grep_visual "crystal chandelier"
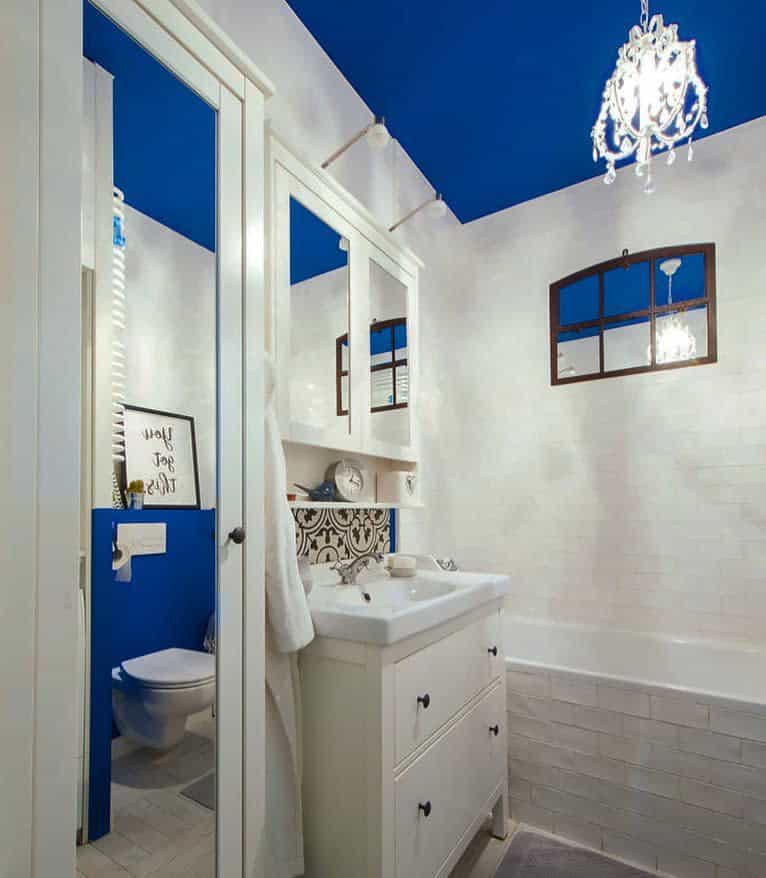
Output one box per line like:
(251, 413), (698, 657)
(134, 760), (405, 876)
(592, 0), (709, 193)
(651, 258), (697, 364)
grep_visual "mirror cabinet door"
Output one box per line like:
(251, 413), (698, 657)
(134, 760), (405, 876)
(368, 256), (411, 448)
(288, 195), (351, 439)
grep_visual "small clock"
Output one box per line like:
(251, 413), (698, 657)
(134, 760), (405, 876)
(326, 459), (365, 503)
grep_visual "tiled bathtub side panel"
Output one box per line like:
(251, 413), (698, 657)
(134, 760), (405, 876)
(505, 665), (766, 878)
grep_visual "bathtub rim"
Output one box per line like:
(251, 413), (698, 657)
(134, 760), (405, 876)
(504, 615), (766, 716)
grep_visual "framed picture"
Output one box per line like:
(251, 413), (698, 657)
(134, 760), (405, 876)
(123, 405), (201, 509)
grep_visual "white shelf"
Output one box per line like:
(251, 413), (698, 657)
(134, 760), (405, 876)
(288, 501), (423, 510)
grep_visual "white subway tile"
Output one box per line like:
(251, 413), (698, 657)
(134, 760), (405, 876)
(509, 757), (561, 789)
(507, 712), (549, 742)
(711, 706), (766, 743)
(623, 715), (680, 746)
(553, 814), (602, 851)
(742, 740), (766, 768)
(709, 759), (766, 799)
(650, 694), (709, 729)
(550, 675), (598, 707)
(548, 722), (600, 756)
(625, 765), (681, 799)
(509, 797), (554, 832)
(508, 775), (531, 801)
(680, 778), (744, 818)
(572, 752), (625, 785)
(570, 705), (623, 736)
(602, 830), (658, 871)
(743, 795), (766, 826)
(597, 685), (651, 718)
(656, 850), (715, 878)
(679, 727), (742, 761)
(506, 669), (551, 699)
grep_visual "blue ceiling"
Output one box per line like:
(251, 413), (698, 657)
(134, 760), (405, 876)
(84, 2), (216, 251)
(286, 0), (765, 223)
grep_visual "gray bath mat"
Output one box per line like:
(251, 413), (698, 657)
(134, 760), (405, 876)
(180, 771), (215, 811)
(497, 831), (654, 878)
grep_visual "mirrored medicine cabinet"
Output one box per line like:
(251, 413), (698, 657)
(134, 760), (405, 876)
(269, 134), (421, 464)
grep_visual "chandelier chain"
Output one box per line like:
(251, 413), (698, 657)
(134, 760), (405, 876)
(640, 0), (649, 31)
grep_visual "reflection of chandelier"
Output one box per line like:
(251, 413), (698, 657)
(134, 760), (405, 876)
(652, 258), (697, 364)
(592, 0), (709, 193)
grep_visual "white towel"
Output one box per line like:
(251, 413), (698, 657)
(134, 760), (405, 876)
(263, 353), (314, 878)
(264, 354), (314, 653)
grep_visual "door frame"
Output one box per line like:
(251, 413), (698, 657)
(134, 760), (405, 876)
(0, 1), (271, 875)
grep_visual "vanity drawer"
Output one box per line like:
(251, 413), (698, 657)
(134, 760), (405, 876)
(395, 683), (505, 878)
(395, 611), (503, 763)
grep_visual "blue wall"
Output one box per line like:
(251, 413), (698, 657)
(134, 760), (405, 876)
(89, 508), (215, 840)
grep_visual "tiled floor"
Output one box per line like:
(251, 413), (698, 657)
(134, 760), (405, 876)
(76, 712), (216, 878)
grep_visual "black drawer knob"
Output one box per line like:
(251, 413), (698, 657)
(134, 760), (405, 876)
(418, 801), (432, 818)
(488, 646), (498, 657)
(417, 693), (431, 710)
(489, 724), (500, 737)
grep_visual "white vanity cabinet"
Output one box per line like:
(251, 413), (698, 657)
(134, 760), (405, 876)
(300, 601), (508, 878)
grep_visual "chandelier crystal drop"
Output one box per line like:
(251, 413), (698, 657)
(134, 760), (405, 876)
(592, 0), (709, 193)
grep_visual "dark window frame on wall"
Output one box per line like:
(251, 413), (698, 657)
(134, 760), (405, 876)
(336, 317), (409, 416)
(549, 243), (717, 386)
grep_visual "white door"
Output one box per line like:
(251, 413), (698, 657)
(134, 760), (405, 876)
(81, 3), (261, 876)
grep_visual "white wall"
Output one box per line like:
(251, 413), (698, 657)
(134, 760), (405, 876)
(414, 118), (766, 646)
(124, 205), (217, 508)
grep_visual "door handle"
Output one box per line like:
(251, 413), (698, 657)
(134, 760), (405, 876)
(228, 527), (246, 545)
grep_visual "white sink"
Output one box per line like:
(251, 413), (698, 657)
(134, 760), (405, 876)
(307, 569), (509, 645)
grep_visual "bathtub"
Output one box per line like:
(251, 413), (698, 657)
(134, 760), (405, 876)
(503, 617), (766, 878)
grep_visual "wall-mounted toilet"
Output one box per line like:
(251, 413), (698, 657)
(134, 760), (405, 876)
(112, 647), (215, 750)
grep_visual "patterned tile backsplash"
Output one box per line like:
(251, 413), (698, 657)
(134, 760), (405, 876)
(292, 507), (392, 564)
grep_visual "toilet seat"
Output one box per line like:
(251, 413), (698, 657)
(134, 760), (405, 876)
(120, 647), (215, 690)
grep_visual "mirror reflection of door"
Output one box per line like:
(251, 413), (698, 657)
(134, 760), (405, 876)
(79, 4), (224, 875)
(289, 196), (351, 435)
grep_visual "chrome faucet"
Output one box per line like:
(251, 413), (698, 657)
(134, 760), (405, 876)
(332, 552), (384, 602)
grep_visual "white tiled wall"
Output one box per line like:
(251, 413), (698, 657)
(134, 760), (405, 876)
(507, 663), (766, 877)
(402, 116), (766, 647)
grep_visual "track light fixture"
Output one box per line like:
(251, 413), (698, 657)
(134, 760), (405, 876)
(322, 115), (391, 169)
(389, 193), (447, 233)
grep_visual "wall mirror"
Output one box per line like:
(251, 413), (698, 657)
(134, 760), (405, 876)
(289, 196), (350, 436)
(551, 244), (716, 385)
(271, 135), (421, 462)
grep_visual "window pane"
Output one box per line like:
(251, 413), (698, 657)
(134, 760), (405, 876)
(559, 274), (599, 326)
(604, 260), (649, 317)
(370, 323), (394, 366)
(371, 368), (394, 408)
(655, 252), (705, 307)
(394, 321), (408, 361)
(557, 327), (599, 379)
(655, 305), (708, 364)
(604, 315), (651, 371)
(395, 363), (409, 404)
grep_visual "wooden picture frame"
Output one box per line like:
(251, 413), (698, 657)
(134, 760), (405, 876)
(123, 404), (201, 509)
